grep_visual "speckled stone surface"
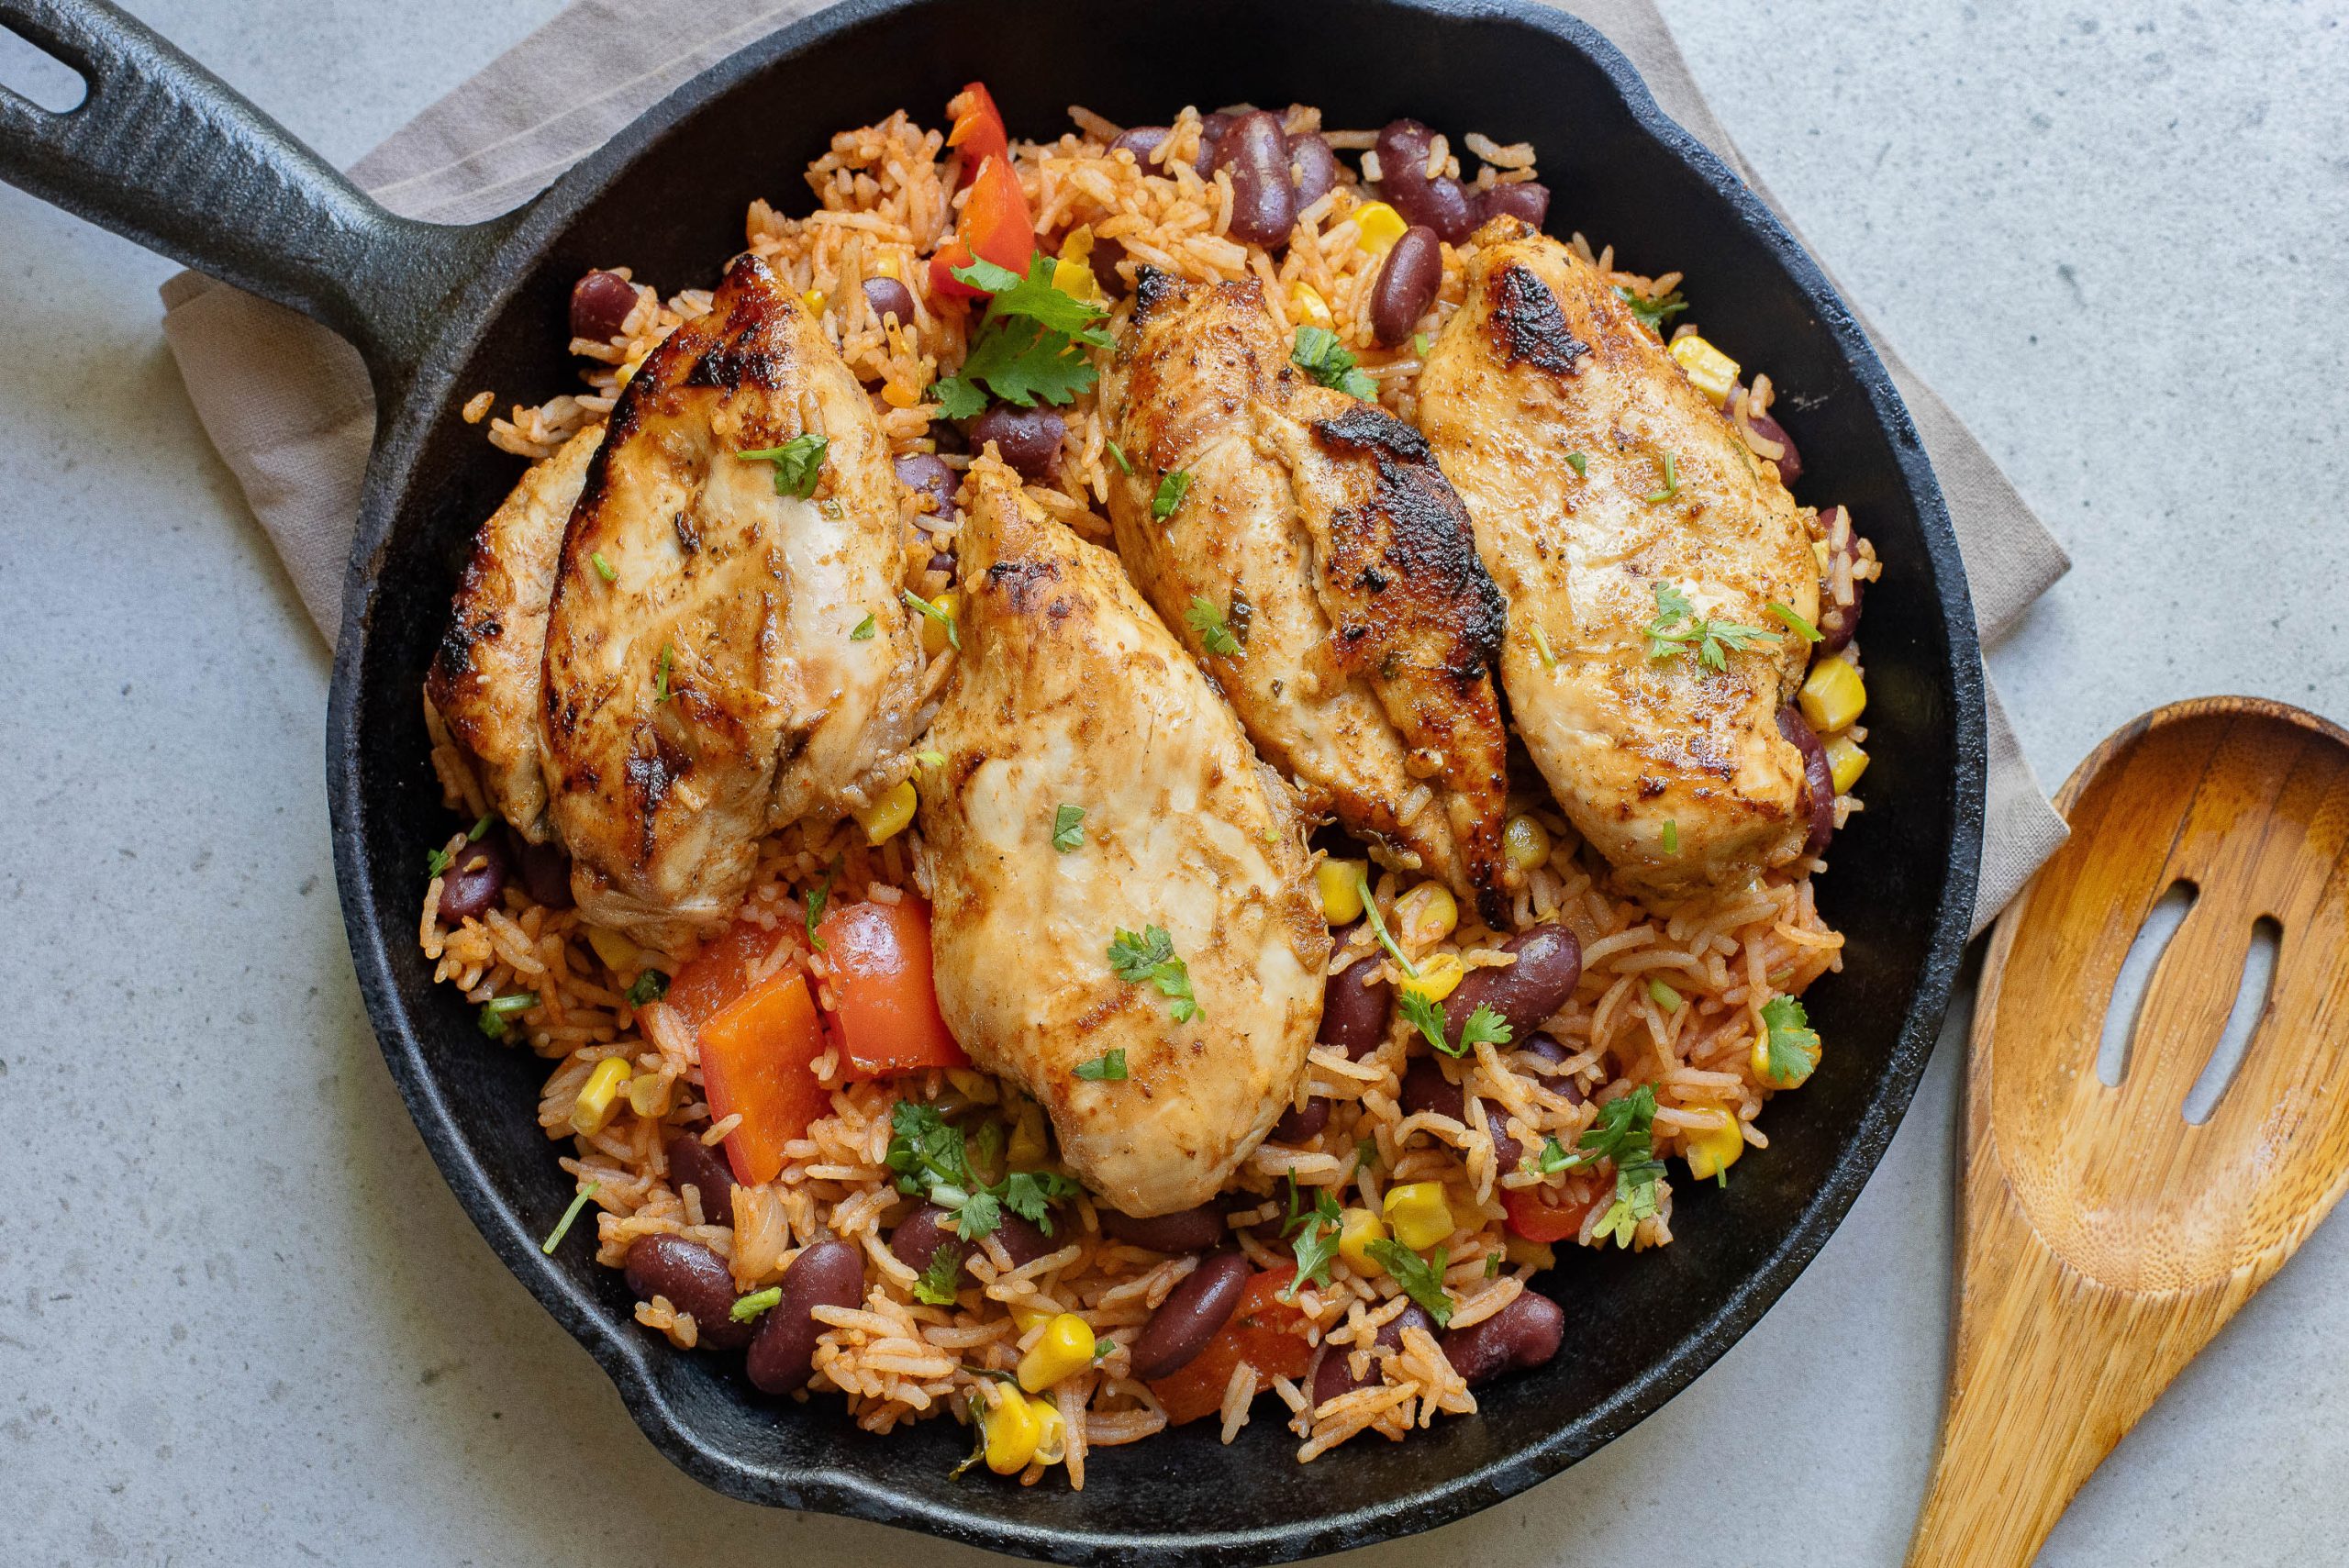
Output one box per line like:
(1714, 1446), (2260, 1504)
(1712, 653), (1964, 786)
(2, 2), (2343, 1563)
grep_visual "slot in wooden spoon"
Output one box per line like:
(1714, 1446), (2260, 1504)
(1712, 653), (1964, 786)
(1908, 696), (2349, 1567)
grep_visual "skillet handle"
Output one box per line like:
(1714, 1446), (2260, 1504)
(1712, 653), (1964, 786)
(0, 0), (519, 403)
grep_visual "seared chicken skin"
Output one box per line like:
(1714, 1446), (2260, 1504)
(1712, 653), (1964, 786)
(426, 423), (602, 840)
(920, 464), (1330, 1217)
(538, 254), (923, 946)
(1418, 218), (1820, 895)
(1104, 271), (1514, 924)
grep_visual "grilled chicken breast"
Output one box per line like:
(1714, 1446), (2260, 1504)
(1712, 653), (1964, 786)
(1418, 218), (1820, 894)
(425, 424), (602, 841)
(920, 463), (1330, 1216)
(539, 254), (923, 946)
(1103, 270), (1514, 923)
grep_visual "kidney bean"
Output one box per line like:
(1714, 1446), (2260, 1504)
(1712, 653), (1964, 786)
(1747, 408), (1802, 486)
(1777, 706), (1836, 858)
(1442, 924), (1583, 1041)
(1400, 1058), (1522, 1173)
(1475, 181), (1551, 230)
(1288, 132), (1339, 207)
(1373, 119), (1476, 244)
(863, 275), (917, 327)
(624, 1235), (754, 1350)
(1099, 1202), (1226, 1253)
(1319, 948), (1395, 1061)
(1814, 506), (1865, 652)
(1192, 111), (1236, 174)
(1441, 1289), (1565, 1386)
(1111, 125), (1173, 167)
(1270, 1095), (1331, 1144)
(926, 550), (956, 577)
(1130, 1251), (1252, 1379)
(1369, 224), (1442, 347)
(1311, 1303), (1437, 1407)
(747, 1238), (864, 1394)
(664, 1132), (738, 1228)
(890, 1203), (1054, 1289)
(1212, 110), (1298, 249)
(894, 451), (961, 525)
(569, 269), (640, 341)
(967, 404), (1064, 483)
(512, 836), (573, 908)
(1517, 1034), (1586, 1106)
(436, 833), (508, 923)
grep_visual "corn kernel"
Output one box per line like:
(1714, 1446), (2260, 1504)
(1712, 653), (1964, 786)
(855, 778), (918, 844)
(802, 289), (826, 314)
(1008, 1104), (1050, 1170)
(1394, 882), (1458, 949)
(1383, 1182), (1454, 1251)
(1398, 951), (1465, 1006)
(570, 1056), (632, 1137)
(625, 1071), (672, 1119)
(614, 357), (641, 388)
(1751, 1028), (1820, 1089)
(1338, 1207), (1387, 1274)
(586, 925), (642, 975)
(1684, 1106), (1746, 1181)
(981, 1386), (1047, 1473)
(1822, 730), (1869, 795)
(1502, 814), (1553, 873)
(1292, 282), (1334, 330)
(1502, 1232), (1556, 1271)
(920, 588), (963, 658)
(1031, 1397), (1067, 1465)
(1018, 1313), (1098, 1392)
(1668, 333), (1741, 406)
(1798, 655), (1867, 734)
(1317, 858), (1367, 924)
(1009, 1301), (1054, 1334)
(1812, 539), (1832, 575)
(872, 256), (901, 280)
(1051, 255), (1100, 302)
(1353, 200), (1408, 252)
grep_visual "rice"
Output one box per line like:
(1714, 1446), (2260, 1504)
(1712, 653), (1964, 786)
(425, 95), (1874, 1483)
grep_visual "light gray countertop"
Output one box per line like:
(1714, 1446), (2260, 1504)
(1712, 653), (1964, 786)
(3, 2), (2343, 1562)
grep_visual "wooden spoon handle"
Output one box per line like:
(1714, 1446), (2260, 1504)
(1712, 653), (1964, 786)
(1907, 1142), (2218, 1567)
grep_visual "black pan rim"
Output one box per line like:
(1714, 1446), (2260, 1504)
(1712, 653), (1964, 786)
(324, 0), (1986, 1559)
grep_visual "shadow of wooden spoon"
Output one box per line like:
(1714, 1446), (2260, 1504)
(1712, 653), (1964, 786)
(1907, 696), (2349, 1567)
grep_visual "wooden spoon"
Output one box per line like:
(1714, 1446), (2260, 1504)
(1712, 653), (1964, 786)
(1908, 696), (2349, 1567)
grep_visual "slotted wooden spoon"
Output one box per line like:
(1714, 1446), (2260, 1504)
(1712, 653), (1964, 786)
(1908, 696), (2349, 1567)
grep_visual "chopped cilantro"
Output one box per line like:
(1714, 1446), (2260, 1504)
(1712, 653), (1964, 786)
(806, 866), (834, 951)
(1536, 1137), (1571, 1174)
(1643, 450), (1682, 504)
(1401, 994), (1513, 1059)
(1642, 582), (1782, 673)
(654, 643), (674, 704)
(1355, 1136), (1381, 1171)
(902, 588), (961, 651)
(1364, 1240), (1453, 1328)
(1354, 869), (1419, 980)
(915, 749), (948, 769)
(468, 815), (494, 842)
(624, 970), (670, 1007)
(1412, 331), (1431, 357)
(1615, 283), (1688, 335)
(912, 1243), (963, 1305)
(730, 1285), (783, 1323)
(1280, 1186), (1342, 1302)
(1074, 1049), (1128, 1081)
(540, 1181), (599, 1254)
(1485, 1252), (1503, 1278)
(999, 1169), (1080, 1227)
(426, 844), (454, 878)
(886, 1100), (1077, 1242)
(1398, 987), (1449, 1055)
(1759, 995), (1821, 1086)
(1291, 326), (1377, 401)
(478, 992), (538, 1040)
(1456, 1004), (1512, 1054)
(1661, 819), (1679, 855)
(1765, 600), (1822, 643)
(1052, 804), (1085, 853)
(1108, 925), (1201, 1023)
(739, 433), (829, 499)
(851, 613), (877, 640)
(1564, 451), (1587, 477)
(1152, 469), (1192, 521)
(930, 255), (1113, 417)
(1648, 977), (1682, 1013)
(1530, 622), (1558, 671)
(1186, 595), (1244, 656)
(1106, 438), (1132, 474)
(591, 550), (618, 584)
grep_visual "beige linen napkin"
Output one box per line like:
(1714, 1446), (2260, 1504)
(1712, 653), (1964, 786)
(157, 0), (2068, 932)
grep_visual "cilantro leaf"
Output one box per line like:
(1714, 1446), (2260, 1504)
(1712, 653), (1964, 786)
(1186, 595), (1244, 657)
(1074, 1048), (1128, 1081)
(478, 992), (537, 1040)
(1455, 1004), (1513, 1054)
(540, 1180), (600, 1254)
(1281, 1187), (1343, 1302)
(1052, 803), (1085, 853)
(1615, 283), (1688, 335)
(1564, 451), (1587, 477)
(1642, 581), (1781, 672)
(1398, 987), (1449, 1054)
(739, 433), (829, 499)
(1642, 450), (1681, 504)
(1536, 1136), (1572, 1175)
(806, 866), (834, 951)
(887, 1100), (977, 1197)
(1152, 470), (1192, 521)
(1291, 326), (1376, 401)
(958, 254), (1116, 345)
(624, 970), (670, 1007)
(932, 256), (1112, 414)
(930, 372), (988, 421)
(1108, 925), (1201, 1023)
(1105, 438), (1132, 474)
(1364, 1240), (1453, 1328)
(591, 550), (618, 584)
(1765, 600), (1822, 643)
(912, 1241), (964, 1305)
(1759, 994), (1821, 1086)
(953, 315), (1103, 408)
(730, 1285), (783, 1323)
(999, 1170), (1081, 1232)
(851, 613), (877, 641)
(952, 1187), (1003, 1241)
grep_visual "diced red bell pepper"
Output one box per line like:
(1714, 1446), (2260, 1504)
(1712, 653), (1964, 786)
(814, 896), (969, 1077)
(945, 81), (1009, 183)
(929, 150), (1034, 300)
(1501, 1176), (1609, 1244)
(697, 966), (830, 1187)
(665, 916), (790, 1030)
(1145, 1265), (1314, 1426)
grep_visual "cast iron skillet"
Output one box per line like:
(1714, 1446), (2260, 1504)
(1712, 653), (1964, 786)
(0, 0), (1985, 1559)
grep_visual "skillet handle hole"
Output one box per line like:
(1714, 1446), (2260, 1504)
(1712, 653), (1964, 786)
(0, 24), (88, 114)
